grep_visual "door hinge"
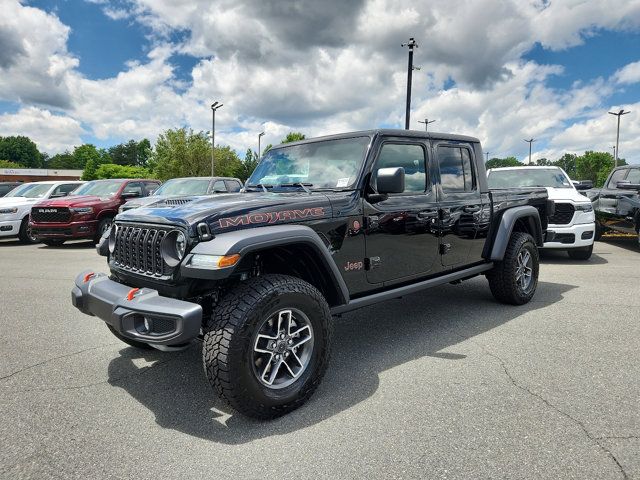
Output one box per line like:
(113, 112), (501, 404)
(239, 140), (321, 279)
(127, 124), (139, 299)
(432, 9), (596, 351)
(439, 243), (451, 255)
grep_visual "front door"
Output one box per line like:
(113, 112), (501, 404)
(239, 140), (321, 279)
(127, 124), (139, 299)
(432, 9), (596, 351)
(433, 142), (487, 267)
(364, 140), (441, 285)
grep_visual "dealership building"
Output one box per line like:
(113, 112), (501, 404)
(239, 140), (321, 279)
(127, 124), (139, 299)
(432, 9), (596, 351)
(0, 168), (83, 182)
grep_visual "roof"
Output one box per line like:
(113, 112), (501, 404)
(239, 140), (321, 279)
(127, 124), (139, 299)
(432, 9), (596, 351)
(489, 166), (562, 171)
(271, 129), (480, 148)
(17, 180), (84, 185)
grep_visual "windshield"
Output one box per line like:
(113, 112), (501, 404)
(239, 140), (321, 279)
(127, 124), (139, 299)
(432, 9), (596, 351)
(488, 169), (572, 189)
(72, 180), (125, 197)
(153, 178), (210, 196)
(246, 136), (370, 189)
(5, 183), (52, 198)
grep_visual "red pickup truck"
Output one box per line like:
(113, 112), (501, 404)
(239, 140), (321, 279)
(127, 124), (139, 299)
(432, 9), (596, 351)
(30, 178), (160, 246)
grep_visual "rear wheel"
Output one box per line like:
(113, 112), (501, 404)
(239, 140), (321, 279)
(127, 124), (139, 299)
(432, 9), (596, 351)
(567, 245), (593, 260)
(487, 232), (539, 305)
(42, 239), (65, 247)
(202, 274), (332, 419)
(18, 217), (39, 244)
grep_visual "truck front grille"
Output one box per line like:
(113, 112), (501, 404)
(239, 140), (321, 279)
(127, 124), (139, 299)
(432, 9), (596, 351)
(112, 223), (170, 276)
(549, 203), (575, 225)
(31, 207), (71, 223)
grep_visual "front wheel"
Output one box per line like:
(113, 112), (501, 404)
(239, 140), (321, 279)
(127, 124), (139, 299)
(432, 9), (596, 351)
(95, 217), (113, 243)
(567, 245), (593, 260)
(202, 274), (332, 419)
(18, 217), (39, 244)
(487, 232), (539, 305)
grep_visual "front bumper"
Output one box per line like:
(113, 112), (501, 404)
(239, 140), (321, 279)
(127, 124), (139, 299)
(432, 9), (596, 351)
(0, 219), (22, 237)
(31, 219), (98, 239)
(543, 222), (595, 249)
(71, 270), (202, 347)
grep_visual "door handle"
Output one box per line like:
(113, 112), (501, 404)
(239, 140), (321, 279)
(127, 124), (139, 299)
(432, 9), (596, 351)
(463, 205), (481, 213)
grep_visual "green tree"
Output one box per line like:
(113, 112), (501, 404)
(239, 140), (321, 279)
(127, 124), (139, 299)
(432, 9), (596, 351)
(576, 151), (616, 187)
(109, 139), (151, 166)
(0, 136), (43, 168)
(94, 164), (150, 179)
(234, 148), (259, 182)
(281, 132), (305, 143)
(486, 156), (522, 169)
(0, 159), (22, 169)
(536, 157), (551, 166)
(553, 153), (578, 178)
(47, 151), (75, 169)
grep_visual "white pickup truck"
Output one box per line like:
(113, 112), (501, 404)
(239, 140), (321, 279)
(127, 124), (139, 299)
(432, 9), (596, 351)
(0, 180), (83, 244)
(488, 166), (596, 260)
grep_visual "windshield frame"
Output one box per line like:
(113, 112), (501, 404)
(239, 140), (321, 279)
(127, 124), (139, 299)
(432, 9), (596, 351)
(246, 135), (373, 191)
(71, 179), (126, 197)
(488, 168), (574, 189)
(4, 183), (54, 198)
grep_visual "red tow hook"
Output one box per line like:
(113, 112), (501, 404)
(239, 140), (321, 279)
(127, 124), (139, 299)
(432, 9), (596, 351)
(126, 288), (140, 301)
(83, 272), (95, 283)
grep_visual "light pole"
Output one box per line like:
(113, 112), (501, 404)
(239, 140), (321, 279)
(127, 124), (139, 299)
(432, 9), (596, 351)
(612, 146), (616, 159)
(401, 37), (418, 130)
(417, 118), (436, 132)
(524, 138), (536, 165)
(258, 132), (265, 159)
(608, 109), (630, 167)
(211, 101), (223, 176)
(485, 151), (490, 163)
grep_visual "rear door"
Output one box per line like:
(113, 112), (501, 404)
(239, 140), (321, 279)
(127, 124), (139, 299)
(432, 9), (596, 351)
(599, 168), (629, 230)
(433, 142), (486, 267)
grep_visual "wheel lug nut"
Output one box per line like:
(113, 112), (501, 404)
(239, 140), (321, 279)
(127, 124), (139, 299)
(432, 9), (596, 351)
(280, 333), (285, 339)
(284, 352), (289, 357)
(288, 339), (293, 345)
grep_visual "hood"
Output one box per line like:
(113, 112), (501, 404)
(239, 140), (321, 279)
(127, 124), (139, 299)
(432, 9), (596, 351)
(123, 194), (199, 210)
(34, 195), (113, 208)
(116, 191), (334, 234)
(544, 187), (591, 203)
(0, 196), (40, 207)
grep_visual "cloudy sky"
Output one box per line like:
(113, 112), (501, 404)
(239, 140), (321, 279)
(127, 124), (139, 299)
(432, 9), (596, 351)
(0, 0), (639, 164)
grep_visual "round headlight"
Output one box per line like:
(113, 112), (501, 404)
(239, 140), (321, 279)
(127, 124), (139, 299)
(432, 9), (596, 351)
(176, 231), (186, 259)
(161, 230), (188, 267)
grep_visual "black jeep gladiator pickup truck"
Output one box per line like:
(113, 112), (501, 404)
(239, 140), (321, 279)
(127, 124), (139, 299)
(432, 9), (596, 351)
(586, 165), (640, 246)
(72, 129), (552, 419)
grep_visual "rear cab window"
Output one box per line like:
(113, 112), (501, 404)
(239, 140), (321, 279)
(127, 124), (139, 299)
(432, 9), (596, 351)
(436, 145), (476, 193)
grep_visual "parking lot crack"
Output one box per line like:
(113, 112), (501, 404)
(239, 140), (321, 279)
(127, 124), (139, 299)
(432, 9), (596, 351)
(448, 330), (628, 480)
(0, 343), (120, 382)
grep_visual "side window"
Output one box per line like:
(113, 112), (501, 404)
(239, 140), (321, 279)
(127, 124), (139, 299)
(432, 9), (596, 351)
(145, 182), (160, 195)
(53, 183), (80, 196)
(122, 182), (143, 196)
(437, 146), (475, 193)
(607, 169), (628, 189)
(225, 180), (242, 192)
(212, 180), (227, 193)
(625, 169), (640, 184)
(374, 143), (427, 193)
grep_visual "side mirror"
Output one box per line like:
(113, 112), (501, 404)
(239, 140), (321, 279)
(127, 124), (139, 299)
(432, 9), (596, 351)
(49, 192), (67, 198)
(376, 167), (405, 194)
(616, 181), (640, 190)
(573, 182), (593, 191)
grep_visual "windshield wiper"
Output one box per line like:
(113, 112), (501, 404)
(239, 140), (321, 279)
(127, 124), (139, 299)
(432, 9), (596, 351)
(245, 183), (273, 192)
(279, 182), (313, 194)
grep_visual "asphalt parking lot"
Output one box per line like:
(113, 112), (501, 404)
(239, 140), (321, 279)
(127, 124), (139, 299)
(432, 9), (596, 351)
(0, 237), (638, 479)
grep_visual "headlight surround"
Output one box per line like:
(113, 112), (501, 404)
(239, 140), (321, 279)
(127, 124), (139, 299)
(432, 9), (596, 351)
(108, 225), (117, 253)
(575, 203), (593, 212)
(0, 207), (18, 215)
(161, 230), (188, 267)
(70, 207), (93, 214)
(188, 254), (241, 269)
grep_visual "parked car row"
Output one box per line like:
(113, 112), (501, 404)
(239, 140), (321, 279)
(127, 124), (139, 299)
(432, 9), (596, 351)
(0, 176), (243, 245)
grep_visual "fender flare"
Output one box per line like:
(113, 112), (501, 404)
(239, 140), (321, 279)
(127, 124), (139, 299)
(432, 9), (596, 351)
(489, 206), (543, 261)
(181, 225), (350, 305)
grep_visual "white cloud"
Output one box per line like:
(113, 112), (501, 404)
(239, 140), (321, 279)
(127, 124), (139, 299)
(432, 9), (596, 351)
(0, 107), (85, 153)
(614, 60), (640, 84)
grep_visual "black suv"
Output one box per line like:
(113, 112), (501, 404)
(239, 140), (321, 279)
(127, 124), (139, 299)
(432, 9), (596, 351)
(72, 129), (552, 418)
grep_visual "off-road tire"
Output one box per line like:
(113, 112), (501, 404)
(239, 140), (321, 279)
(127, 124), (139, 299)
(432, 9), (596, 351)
(487, 232), (539, 305)
(42, 239), (65, 247)
(18, 217), (39, 244)
(567, 244), (593, 260)
(202, 274), (332, 420)
(95, 217), (113, 244)
(106, 324), (153, 350)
